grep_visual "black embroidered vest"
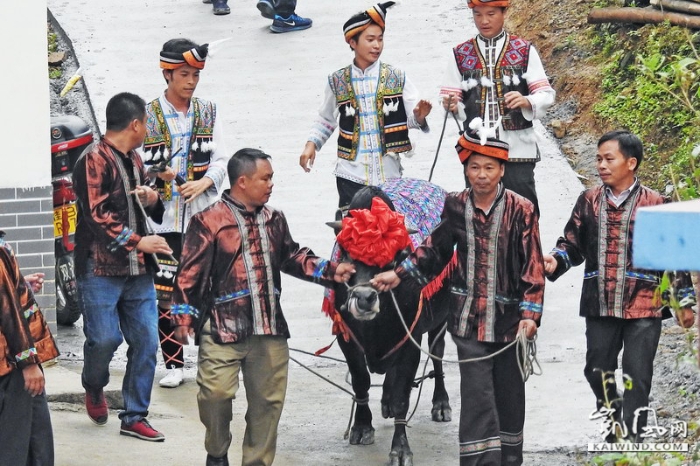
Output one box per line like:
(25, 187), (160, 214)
(453, 35), (532, 131)
(328, 63), (411, 162)
(143, 97), (216, 200)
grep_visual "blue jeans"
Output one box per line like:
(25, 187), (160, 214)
(78, 269), (158, 425)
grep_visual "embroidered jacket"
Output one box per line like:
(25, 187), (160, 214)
(548, 184), (696, 319)
(171, 192), (339, 344)
(440, 32), (555, 162)
(0, 232), (59, 377)
(396, 187), (545, 342)
(308, 60), (429, 186)
(143, 95), (228, 234)
(330, 63), (411, 161)
(73, 138), (164, 277)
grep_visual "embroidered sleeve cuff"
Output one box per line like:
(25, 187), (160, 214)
(551, 248), (572, 270)
(204, 167), (227, 190)
(678, 287), (697, 308)
(171, 303), (200, 320)
(396, 257), (429, 288)
(108, 226), (141, 252)
(520, 301), (543, 315)
(15, 347), (39, 366)
(313, 258), (335, 283)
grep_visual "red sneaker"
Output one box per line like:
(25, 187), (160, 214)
(120, 419), (165, 442)
(85, 389), (108, 426)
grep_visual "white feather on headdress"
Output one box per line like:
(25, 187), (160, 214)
(468, 117), (484, 131)
(480, 76), (494, 88)
(206, 37), (233, 59)
(469, 114), (501, 145)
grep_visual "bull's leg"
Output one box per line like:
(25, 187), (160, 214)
(388, 342), (422, 466)
(337, 337), (375, 446)
(381, 368), (395, 419)
(428, 326), (452, 422)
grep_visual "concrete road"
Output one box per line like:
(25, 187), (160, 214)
(46, 0), (597, 464)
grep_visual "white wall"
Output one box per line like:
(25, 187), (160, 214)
(0, 2), (50, 189)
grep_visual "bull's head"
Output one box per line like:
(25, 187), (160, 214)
(329, 186), (414, 321)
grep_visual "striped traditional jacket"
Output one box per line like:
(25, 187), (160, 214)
(396, 187), (545, 343)
(548, 184), (696, 319)
(0, 233), (58, 377)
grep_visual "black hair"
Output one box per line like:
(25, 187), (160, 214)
(105, 92), (146, 132)
(598, 130), (644, 170)
(161, 38), (200, 83)
(348, 186), (395, 211)
(228, 148), (272, 183)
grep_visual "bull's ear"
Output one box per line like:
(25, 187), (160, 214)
(326, 221), (343, 230)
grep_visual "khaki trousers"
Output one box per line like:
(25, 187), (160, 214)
(197, 321), (289, 466)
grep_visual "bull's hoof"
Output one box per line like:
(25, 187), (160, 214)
(349, 425), (375, 445)
(431, 400), (452, 422)
(389, 450), (414, 466)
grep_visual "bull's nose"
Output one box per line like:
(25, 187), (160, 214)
(357, 291), (377, 308)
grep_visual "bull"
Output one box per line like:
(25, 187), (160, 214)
(323, 178), (454, 466)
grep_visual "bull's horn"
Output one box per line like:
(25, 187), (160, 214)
(407, 227), (418, 235)
(326, 221), (343, 230)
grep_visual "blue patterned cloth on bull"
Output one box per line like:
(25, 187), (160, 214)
(321, 178), (447, 333)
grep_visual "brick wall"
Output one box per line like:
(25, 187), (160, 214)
(0, 186), (57, 333)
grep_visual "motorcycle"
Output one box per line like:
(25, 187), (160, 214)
(50, 115), (93, 325)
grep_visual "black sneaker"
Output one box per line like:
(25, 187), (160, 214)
(270, 13), (313, 33)
(212, 0), (230, 15)
(256, 0), (276, 19)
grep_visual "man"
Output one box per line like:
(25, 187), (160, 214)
(73, 92), (172, 441)
(441, 0), (555, 216)
(204, 0), (312, 33)
(372, 132), (545, 466)
(171, 148), (355, 466)
(543, 130), (696, 442)
(299, 1), (432, 216)
(143, 38), (229, 389)
(0, 232), (59, 465)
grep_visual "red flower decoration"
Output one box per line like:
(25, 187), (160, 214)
(336, 197), (413, 267)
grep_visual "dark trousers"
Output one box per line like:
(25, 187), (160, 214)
(0, 369), (54, 466)
(156, 233), (184, 369)
(336, 177), (366, 214)
(268, 0), (297, 17)
(453, 333), (525, 466)
(465, 162), (539, 217)
(584, 317), (662, 439)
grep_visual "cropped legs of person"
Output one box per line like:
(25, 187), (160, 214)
(453, 333), (525, 466)
(197, 319), (289, 466)
(0, 369), (54, 466)
(336, 177), (366, 218)
(156, 233), (185, 387)
(584, 317), (662, 440)
(80, 272), (159, 425)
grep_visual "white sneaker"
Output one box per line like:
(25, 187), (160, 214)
(159, 368), (184, 388)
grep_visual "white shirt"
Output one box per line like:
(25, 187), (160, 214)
(308, 60), (428, 186)
(145, 93), (229, 234)
(441, 31), (555, 161)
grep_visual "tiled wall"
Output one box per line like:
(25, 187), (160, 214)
(0, 186), (57, 333)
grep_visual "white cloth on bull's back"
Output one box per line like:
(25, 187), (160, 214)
(322, 178), (447, 318)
